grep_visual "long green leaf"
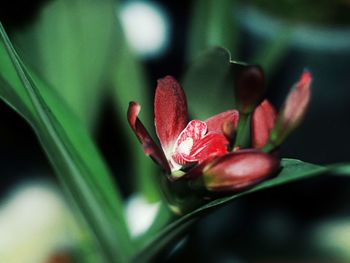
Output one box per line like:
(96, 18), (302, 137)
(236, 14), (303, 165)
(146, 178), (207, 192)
(0, 23), (132, 262)
(132, 159), (329, 261)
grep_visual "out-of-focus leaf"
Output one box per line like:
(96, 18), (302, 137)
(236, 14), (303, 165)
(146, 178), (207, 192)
(187, 0), (238, 61)
(0, 23), (132, 262)
(328, 163), (350, 175)
(110, 32), (160, 202)
(14, 0), (118, 128)
(250, 30), (292, 77)
(182, 47), (245, 120)
(133, 158), (330, 262)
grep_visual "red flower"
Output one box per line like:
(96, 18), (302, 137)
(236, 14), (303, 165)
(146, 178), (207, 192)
(128, 71), (311, 192)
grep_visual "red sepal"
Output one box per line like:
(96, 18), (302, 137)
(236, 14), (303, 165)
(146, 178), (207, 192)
(128, 102), (170, 173)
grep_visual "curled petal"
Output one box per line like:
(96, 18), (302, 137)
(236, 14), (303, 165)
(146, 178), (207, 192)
(172, 120), (207, 165)
(234, 65), (265, 114)
(155, 76), (188, 158)
(203, 149), (280, 191)
(270, 71), (312, 145)
(205, 110), (239, 134)
(183, 132), (229, 163)
(128, 102), (170, 173)
(251, 100), (277, 149)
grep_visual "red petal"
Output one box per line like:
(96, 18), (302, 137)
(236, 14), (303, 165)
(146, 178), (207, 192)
(185, 132), (228, 162)
(172, 120), (229, 165)
(251, 100), (277, 149)
(205, 110), (239, 134)
(203, 149), (280, 191)
(172, 120), (207, 165)
(127, 102), (170, 173)
(154, 76), (188, 157)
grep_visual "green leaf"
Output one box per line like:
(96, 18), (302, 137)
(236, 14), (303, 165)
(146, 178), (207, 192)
(109, 29), (160, 202)
(249, 29), (292, 77)
(14, 0), (118, 128)
(0, 23), (132, 262)
(182, 47), (245, 120)
(133, 159), (329, 262)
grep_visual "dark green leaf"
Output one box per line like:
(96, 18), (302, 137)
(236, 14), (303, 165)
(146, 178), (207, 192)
(133, 158), (329, 262)
(182, 47), (246, 120)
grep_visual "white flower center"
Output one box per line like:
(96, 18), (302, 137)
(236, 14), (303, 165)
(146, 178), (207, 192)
(176, 137), (193, 156)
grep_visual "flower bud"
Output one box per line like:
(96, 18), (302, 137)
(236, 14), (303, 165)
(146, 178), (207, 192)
(234, 65), (265, 114)
(269, 71), (311, 146)
(251, 100), (277, 149)
(203, 150), (280, 191)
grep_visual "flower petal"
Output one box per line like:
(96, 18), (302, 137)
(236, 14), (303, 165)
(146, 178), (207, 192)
(205, 110), (239, 134)
(128, 102), (170, 172)
(184, 132), (229, 162)
(203, 149), (280, 191)
(172, 120), (207, 165)
(251, 100), (277, 149)
(270, 71), (312, 145)
(172, 120), (229, 166)
(154, 76), (188, 158)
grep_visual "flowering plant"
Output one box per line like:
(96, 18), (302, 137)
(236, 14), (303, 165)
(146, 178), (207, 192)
(128, 62), (311, 210)
(0, 9), (349, 260)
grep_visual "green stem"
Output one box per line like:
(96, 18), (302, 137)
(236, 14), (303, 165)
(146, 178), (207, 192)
(234, 113), (251, 148)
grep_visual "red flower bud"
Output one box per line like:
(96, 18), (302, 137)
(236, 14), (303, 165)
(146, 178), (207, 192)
(203, 150), (280, 191)
(234, 65), (265, 114)
(270, 71), (311, 146)
(251, 100), (277, 149)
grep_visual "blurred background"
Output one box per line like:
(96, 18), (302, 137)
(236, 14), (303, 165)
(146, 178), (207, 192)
(0, 0), (350, 262)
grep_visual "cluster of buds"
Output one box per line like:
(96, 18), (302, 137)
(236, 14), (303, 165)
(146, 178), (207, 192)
(128, 66), (311, 194)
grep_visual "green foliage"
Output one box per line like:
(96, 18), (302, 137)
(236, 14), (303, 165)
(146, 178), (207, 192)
(14, 0), (118, 128)
(187, 0), (238, 60)
(0, 23), (131, 262)
(182, 47), (245, 120)
(133, 159), (329, 262)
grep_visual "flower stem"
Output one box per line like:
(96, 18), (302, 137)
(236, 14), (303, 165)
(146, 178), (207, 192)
(234, 113), (251, 148)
